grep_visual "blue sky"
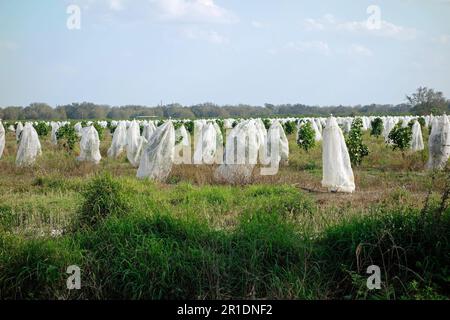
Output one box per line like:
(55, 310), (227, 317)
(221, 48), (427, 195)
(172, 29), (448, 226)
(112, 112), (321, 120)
(1, 0), (449, 107)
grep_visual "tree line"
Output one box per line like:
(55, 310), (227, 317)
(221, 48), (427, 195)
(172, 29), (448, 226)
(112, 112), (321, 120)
(1, 87), (448, 120)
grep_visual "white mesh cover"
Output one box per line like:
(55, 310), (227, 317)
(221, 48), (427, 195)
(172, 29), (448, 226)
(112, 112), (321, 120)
(16, 123), (41, 167)
(0, 121), (5, 159)
(107, 121), (127, 158)
(214, 120), (259, 184)
(411, 121), (424, 152)
(137, 121), (175, 181)
(427, 115), (450, 170)
(322, 116), (355, 193)
(126, 120), (147, 167)
(15, 122), (23, 141)
(77, 125), (101, 164)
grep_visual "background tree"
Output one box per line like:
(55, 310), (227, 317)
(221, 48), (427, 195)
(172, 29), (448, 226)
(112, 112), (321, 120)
(406, 87), (448, 115)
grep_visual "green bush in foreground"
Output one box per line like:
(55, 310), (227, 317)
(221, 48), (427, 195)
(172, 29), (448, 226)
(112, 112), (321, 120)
(77, 173), (131, 229)
(0, 180), (448, 300)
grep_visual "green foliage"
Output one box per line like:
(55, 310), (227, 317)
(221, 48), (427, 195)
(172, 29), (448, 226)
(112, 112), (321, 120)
(388, 122), (413, 153)
(77, 174), (130, 229)
(173, 121), (183, 130)
(296, 121), (316, 152)
(262, 119), (271, 130)
(157, 120), (165, 127)
(232, 120), (238, 128)
(370, 117), (383, 137)
(92, 122), (104, 141)
(318, 208), (449, 299)
(56, 124), (79, 152)
(33, 122), (50, 136)
(184, 120), (194, 134)
(346, 118), (369, 166)
(282, 120), (296, 135)
(417, 117), (426, 128)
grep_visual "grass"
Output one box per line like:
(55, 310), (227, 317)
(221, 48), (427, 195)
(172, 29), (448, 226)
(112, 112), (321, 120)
(0, 129), (448, 300)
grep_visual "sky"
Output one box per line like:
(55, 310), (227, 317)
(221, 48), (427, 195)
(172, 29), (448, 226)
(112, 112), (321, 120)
(0, 0), (449, 107)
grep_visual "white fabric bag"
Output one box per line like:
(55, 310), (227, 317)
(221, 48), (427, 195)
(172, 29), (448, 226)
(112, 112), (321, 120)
(77, 125), (101, 164)
(137, 121), (175, 181)
(214, 120), (259, 184)
(174, 124), (191, 165)
(0, 121), (5, 159)
(126, 120), (147, 167)
(16, 122), (42, 167)
(427, 115), (450, 170)
(410, 121), (424, 152)
(193, 122), (218, 165)
(50, 122), (60, 145)
(107, 121), (127, 158)
(142, 121), (157, 141)
(267, 120), (289, 166)
(322, 116), (355, 193)
(15, 122), (23, 141)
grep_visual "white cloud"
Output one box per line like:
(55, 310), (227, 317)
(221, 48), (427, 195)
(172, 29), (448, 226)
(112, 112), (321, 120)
(303, 14), (417, 40)
(73, 0), (238, 24)
(347, 44), (373, 57)
(251, 20), (264, 28)
(152, 0), (238, 24)
(180, 26), (229, 44)
(285, 40), (330, 55)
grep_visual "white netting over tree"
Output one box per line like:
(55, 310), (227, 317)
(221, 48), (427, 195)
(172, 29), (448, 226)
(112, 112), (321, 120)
(126, 120), (147, 167)
(142, 121), (157, 141)
(16, 122), (42, 167)
(50, 122), (60, 145)
(193, 122), (222, 165)
(214, 120), (260, 184)
(267, 120), (289, 166)
(427, 115), (450, 170)
(322, 116), (355, 193)
(411, 121), (424, 152)
(137, 121), (175, 181)
(174, 124), (191, 165)
(15, 122), (23, 141)
(76, 125), (102, 164)
(0, 121), (5, 159)
(107, 121), (127, 158)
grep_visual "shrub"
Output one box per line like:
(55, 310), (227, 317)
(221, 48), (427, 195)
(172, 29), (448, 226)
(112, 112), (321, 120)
(56, 124), (79, 152)
(370, 117), (383, 137)
(346, 118), (369, 166)
(184, 120), (194, 134)
(317, 207), (449, 299)
(93, 122), (104, 141)
(33, 122), (50, 137)
(282, 121), (296, 135)
(388, 122), (412, 155)
(77, 174), (131, 229)
(262, 119), (271, 130)
(296, 121), (316, 152)
(417, 117), (426, 128)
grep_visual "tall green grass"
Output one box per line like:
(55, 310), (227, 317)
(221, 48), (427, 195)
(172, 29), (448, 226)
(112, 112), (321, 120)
(0, 175), (448, 300)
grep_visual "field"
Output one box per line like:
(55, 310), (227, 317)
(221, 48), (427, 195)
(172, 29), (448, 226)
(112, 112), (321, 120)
(0, 128), (448, 300)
